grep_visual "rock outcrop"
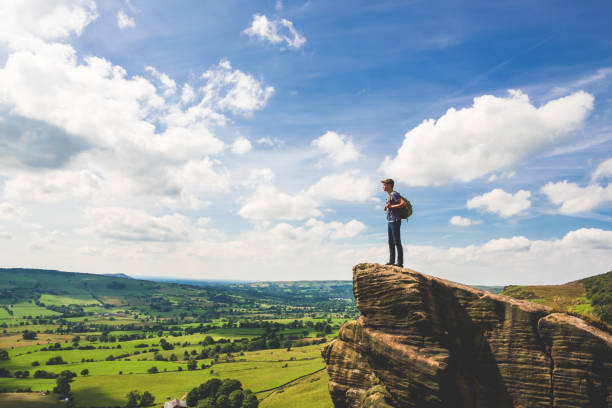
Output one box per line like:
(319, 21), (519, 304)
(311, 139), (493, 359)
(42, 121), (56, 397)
(323, 263), (612, 408)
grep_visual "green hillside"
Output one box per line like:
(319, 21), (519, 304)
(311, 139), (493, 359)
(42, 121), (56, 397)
(0, 268), (357, 323)
(501, 270), (612, 328)
(0, 269), (352, 407)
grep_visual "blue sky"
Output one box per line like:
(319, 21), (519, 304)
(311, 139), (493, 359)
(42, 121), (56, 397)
(0, 0), (611, 284)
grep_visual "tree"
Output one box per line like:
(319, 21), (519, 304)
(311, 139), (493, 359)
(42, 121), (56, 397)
(228, 389), (243, 408)
(139, 391), (155, 407)
(186, 388), (201, 407)
(160, 338), (174, 350)
(187, 358), (197, 371)
(22, 330), (37, 340)
(197, 397), (216, 408)
(126, 390), (141, 408)
(217, 379), (241, 397)
(216, 394), (230, 408)
(0, 350), (8, 360)
(53, 375), (71, 397)
(80, 368), (89, 376)
(242, 391), (258, 408)
(0, 367), (11, 377)
(60, 370), (77, 381)
(147, 366), (158, 374)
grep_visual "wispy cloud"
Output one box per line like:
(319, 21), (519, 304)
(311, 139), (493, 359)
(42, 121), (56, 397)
(243, 14), (306, 50)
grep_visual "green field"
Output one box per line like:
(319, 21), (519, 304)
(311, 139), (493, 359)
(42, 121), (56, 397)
(0, 393), (63, 408)
(38, 295), (100, 307)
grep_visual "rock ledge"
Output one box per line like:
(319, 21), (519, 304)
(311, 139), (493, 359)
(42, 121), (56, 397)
(323, 263), (612, 408)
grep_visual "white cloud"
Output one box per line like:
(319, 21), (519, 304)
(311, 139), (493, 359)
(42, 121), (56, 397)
(4, 169), (103, 203)
(467, 188), (531, 217)
(592, 158), (612, 181)
(145, 66), (176, 95)
(0, 202), (25, 220)
(243, 14), (306, 50)
(275, 0), (283, 11)
(0, 0), (98, 50)
(237, 185), (322, 221)
(306, 171), (375, 202)
(246, 168), (275, 185)
(117, 10), (135, 29)
(380, 90), (594, 186)
(312, 131), (359, 165)
(231, 136), (252, 154)
(238, 171), (376, 221)
(487, 170), (515, 182)
(84, 207), (193, 242)
(200, 59), (275, 116)
(0, 5), (273, 207)
(449, 215), (478, 226)
(482, 236), (531, 252)
(540, 180), (612, 214)
(256, 136), (283, 147)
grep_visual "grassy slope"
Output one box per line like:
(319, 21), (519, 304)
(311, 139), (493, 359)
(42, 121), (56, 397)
(501, 270), (612, 327)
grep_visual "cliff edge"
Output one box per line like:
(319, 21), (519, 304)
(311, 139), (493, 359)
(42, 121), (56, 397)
(323, 263), (612, 408)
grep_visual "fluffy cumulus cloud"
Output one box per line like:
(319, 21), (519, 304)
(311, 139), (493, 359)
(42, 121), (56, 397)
(540, 159), (612, 215)
(449, 215), (478, 226)
(238, 185), (322, 220)
(541, 180), (612, 214)
(243, 14), (306, 49)
(380, 90), (594, 185)
(312, 131), (359, 165)
(231, 136), (252, 154)
(83, 207), (193, 242)
(3, 169), (103, 203)
(117, 10), (135, 29)
(238, 171), (376, 221)
(467, 189), (531, 217)
(0, 0), (98, 49)
(0, 3), (273, 209)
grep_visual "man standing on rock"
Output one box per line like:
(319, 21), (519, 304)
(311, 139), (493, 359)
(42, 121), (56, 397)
(382, 178), (405, 267)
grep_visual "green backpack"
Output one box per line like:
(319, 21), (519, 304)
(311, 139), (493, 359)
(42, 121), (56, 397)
(396, 193), (412, 219)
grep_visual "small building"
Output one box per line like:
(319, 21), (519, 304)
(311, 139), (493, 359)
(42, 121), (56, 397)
(163, 398), (187, 408)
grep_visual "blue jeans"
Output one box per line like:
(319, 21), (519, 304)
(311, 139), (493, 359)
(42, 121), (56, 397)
(388, 221), (403, 265)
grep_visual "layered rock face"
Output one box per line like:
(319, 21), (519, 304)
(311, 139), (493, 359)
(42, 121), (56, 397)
(323, 263), (612, 408)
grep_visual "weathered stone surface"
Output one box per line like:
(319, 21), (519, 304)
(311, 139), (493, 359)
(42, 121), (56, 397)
(323, 263), (612, 408)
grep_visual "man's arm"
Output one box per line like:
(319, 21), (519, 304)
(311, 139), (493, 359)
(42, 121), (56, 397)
(384, 193), (405, 210)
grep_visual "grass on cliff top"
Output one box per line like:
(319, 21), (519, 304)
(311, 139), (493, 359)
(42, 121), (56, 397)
(502, 271), (612, 332)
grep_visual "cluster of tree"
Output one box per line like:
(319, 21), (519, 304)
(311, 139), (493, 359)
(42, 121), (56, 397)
(107, 281), (126, 289)
(34, 369), (60, 378)
(0, 350), (8, 360)
(126, 390), (155, 407)
(582, 271), (612, 324)
(186, 378), (258, 408)
(22, 330), (37, 340)
(53, 370), (77, 406)
(160, 338), (174, 350)
(46, 356), (67, 365)
(13, 370), (30, 378)
(0, 368), (10, 377)
(46, 304), (86, 318)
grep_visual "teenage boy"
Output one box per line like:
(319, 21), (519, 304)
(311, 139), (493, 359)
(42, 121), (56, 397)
(382, 178), (405, 267)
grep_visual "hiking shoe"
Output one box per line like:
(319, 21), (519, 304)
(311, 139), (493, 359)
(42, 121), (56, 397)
(395, 264), (403, 267)
(385, 262), (394, 266)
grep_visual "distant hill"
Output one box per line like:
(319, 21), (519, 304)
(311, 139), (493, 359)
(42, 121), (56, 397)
(0, 267), (359, 319)
(102, 273), (133, 279)
(501, 270), (612, 327)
